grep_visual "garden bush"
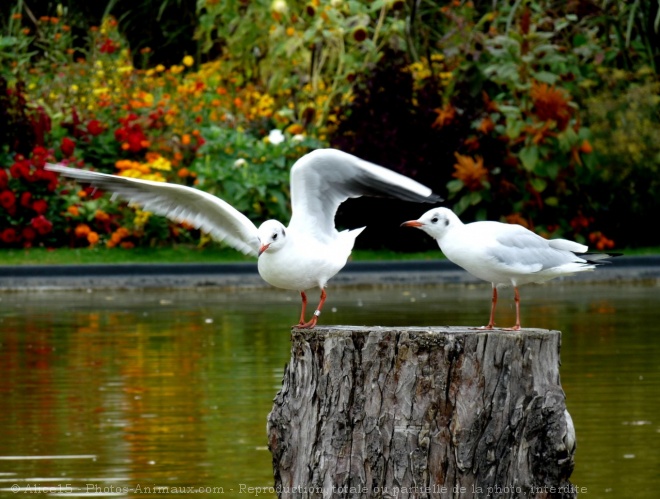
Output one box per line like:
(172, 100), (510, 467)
(1, 0), (659, 252)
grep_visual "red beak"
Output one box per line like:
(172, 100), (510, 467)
(400, 220), (423, 228)
(258, 243), (270, 256)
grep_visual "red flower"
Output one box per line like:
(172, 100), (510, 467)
(0, 190), (16, 209)
(20, 191), (32, 208)
(30, 146), (49, 168)
(30, 106), (52, 146)
(61, 137), (76, 157)
(99, 38), (118, 54)
(22, 226), (36, 241)
(31, 215), (53, 235)
(0, 228), (17, 244)
(40, 170), (59, 191)
(87, 119), (105, 136)
(0, 169), (7, 190)
(10, 160), (30, 179)
(32, 199), (48, 215)
(115, 124), (147, 153)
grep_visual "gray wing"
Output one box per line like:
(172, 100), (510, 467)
(287, 149), (442, 240)
(46, 164), (260, 256)
(489, 225), (586, 272)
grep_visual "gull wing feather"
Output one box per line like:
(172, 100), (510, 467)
(288, 149), (441, 240)
(46, 164), (260, 256)
(487, 224), (579, 272)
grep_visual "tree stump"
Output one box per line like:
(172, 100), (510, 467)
(267, 326), (577, 499)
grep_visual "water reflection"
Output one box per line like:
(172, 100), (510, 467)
(0, 282), (659, 498)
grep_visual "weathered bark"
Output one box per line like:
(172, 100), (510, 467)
(267, 326), (576, 499)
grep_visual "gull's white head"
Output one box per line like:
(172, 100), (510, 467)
(257, 220), (287, 256)
(400, 207), (460, 240)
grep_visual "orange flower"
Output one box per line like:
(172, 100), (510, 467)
(505, 213), (529, 229)
(483, 91), (499, 113)
(432, 104), (455, 129)
(178, 167), (190, 178)
(579, 140), (593, 154)
(530, 81), (572, 130)
(87, 231), (99, 245)
(570, 214), (592, 231)
(464, 136), (481, 151)
(452, 153), (488, 191)
(67, 205), (80, 216)
(286, 123), (305, 135)
(524, 121), (555, 145)
(182, 134), (191, 146)
(120, 241), (135, 249)
(75, 224), (91, 238)
(588, 231), (615, 250)
(95, 210), (110, 222)
(477, 116), (494, 134)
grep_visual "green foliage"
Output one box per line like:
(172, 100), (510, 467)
(192, 126), (324, 224)
(195, 0), (409, 127)
(2, 0), (660, 252)
(583, 68), (660, 246)
(384, 1), (659, 249)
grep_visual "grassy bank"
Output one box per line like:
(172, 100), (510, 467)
(0, 245), (446, 265)
(0, 245), (655, 266)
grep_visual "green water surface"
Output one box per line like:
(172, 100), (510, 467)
(0, 282), (658, 498)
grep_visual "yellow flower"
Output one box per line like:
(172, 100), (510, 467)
(182, 55), (194, 67)
(150, 156), (172, 171)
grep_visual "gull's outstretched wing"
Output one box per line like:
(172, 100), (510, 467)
(46, 164), (260, 256)
(288, 149), (442, 240)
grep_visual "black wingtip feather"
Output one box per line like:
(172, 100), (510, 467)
(582, 252), (623, 265)
(352, 174), (443, 204)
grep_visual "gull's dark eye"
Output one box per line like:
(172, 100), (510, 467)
(431, 217), (439, 224)
(273, 233), (278, 240)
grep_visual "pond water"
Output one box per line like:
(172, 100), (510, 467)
(0, 281), (659, 498)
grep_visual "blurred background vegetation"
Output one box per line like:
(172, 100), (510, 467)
(1, 0), (659, 254)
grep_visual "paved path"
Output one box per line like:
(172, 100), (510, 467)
(1, 256), (658, 291)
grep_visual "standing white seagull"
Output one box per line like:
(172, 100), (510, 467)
(47, 149), (441, 328)
(401, 207), (618, 330)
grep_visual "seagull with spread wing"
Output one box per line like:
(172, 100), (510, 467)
(47, 148), (441, 328)
(401, 207), (618, 330)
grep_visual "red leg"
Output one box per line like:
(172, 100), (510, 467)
(477, 286), (498, 330)
(299, 289), (327, 329)
(296, 291), (308, 326)
(504, 287), (522, 331)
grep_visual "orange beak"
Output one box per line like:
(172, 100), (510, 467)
(400, 220), (423, 228)
(258, 243), (270, 256)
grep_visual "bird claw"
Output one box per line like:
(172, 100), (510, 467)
(295, 318), (318, 329)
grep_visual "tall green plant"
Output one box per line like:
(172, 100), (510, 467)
(195, 0), (408, 127)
